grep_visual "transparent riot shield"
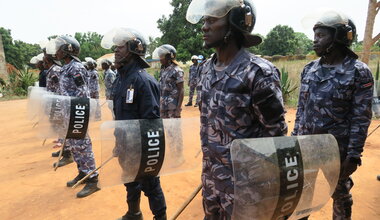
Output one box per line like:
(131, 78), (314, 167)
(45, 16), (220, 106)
(231, 134), (340, 220)
(373, 80), (380, 117)
(99, 117), (201, 188)
(37, 94), (108, 140)
(27, 86), (48, 121)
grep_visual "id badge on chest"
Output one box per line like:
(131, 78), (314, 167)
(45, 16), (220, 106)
(126, 86), (134, 104)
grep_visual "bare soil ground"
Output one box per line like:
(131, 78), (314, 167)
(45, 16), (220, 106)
(0, 99), (379, 220)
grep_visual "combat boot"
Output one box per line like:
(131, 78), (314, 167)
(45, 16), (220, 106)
(67, 171), (86, 187)
(51, 150), (60, 157)
(52, 150), (73, 167)
(185, 101), (192, 106)
(118, 199), (143, 220)
(76, 175), (100, 198)
(377, 175), (380, 181)
(153, 213), (167, 220)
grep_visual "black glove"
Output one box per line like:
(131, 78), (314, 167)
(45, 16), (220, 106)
(340, 157), (361, 179)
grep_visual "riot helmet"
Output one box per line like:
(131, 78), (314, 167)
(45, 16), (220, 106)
(101, 28), (149, 68)
(152, 44), (177, 60)
(186, 0), (261, 47)
(191, 55), (199, 60)
(46, 35), (81, 62)
(313, 11), (356, 47)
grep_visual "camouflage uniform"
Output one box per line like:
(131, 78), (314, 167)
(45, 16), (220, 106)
(59, 59), (98, 178)
(159, 63), (184, 118)
(104, 68), (116, 100)
(187, 64), (198, 103)
(87, 69), (100, 99)
(200, 49), (287, 219)
(196, 61), (207, 106)
(292, 56), (373, 219)
(46, 64), (62, 94)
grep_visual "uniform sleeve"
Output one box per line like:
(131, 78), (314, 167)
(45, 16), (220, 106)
(174, 69), (184, 84)
(347, 68), (373, 158)
(137, 77), (160, 119)
(251, 68), (288, 137)
(292, 68), (307, 136)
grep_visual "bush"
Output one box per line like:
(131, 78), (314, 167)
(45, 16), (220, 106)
(5, 66), (37, 96)
(280, 67), (298, 103)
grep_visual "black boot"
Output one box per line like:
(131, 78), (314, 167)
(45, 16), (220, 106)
(67, 171), (86, 187)
(119, 199), (143, 220)
(76, 175), (100, 198)
(377, 175), (380, 181)
(153, 213), (167, 220)
(52, 150), (73, 167)
(185, 101), (192, 106)
(51, 150), (60, 157)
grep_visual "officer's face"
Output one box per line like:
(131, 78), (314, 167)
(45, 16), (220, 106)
(159, 55), (169, 66)
(114, 44), (129, 64)
(56, 49), (64, 60)
(202, 15), (229, 48)
(101, 63), (108, 70)
(313, 27), (334, 57)
(192, 59), (197, 64)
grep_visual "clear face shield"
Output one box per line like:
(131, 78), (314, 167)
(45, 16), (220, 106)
(186, 0), (241, 24)
(46, 38), (66, 55)
(100, 27), (143, 50)
(302, 9), (349, 31)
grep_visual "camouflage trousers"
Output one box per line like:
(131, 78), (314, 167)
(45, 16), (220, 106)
(66, 138), (98, 178)
(202, 158), (234, 220)
(188, 84), (196, 103)
(160, 109), (181, 118)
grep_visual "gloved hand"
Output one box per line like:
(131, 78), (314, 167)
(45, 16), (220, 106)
(340, 157), (361, 179)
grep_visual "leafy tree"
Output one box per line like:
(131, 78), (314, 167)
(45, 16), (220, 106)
(294, 32), (313, 55)
(261, 25), (298, 56)
(147, 36), (162, 59)
(0, 27), (41, 69)
(157, 0), (212, 62)
(74, 32), (113, 61)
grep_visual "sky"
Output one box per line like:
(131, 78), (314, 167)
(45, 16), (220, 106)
(0, 0), (378, 44)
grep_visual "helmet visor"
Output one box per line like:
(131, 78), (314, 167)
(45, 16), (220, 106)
(101, 27), (143, 49)
(302, 9), (349, 30)
(46, 38), (66, 55)
(186, 0), (241, 24)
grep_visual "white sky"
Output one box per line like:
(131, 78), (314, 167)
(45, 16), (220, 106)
(0, 0), (378, 44)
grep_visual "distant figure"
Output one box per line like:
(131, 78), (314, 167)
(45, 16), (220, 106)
(185, 55), (198, 107)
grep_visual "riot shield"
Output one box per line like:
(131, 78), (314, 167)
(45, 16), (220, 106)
(99, 117), (201, 187)
(36, 94), (113, 140)
(231, 134), (340, 220)
(27, 86), (48, 121)
(373, 80), (380, 117)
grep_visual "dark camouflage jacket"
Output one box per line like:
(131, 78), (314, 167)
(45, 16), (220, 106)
(200, 49), (287, 169)
(292, 56), (373, 159)
(46, 64), (62, 94)
(159, 63), (184, 111)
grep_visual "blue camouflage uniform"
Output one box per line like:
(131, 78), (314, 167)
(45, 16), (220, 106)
(112, 61), (166, 217)
(188, 64), (198, 103)
(46, 64), (62, 94)
(293, 56), (373, 219)
(104, 68), (116, 100)
(87, 69), (100, 99)
(39, 70), (47, 87)
(59, 59), (98, 178)
(199, 49), (287, 219)
(159, 63), (184, 118)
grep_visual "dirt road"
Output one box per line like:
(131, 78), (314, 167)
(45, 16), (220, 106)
(0, 99), (379, 220)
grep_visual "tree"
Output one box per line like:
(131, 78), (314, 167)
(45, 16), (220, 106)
(0, 27), (40, 70)
(294, 32), (313, 55)
(363, 0), (380, 64)
(157, 0), (212, 62)
(261, 25), (298, 56)
(147, 36), (162, 59)
(74, 32), (113, 61)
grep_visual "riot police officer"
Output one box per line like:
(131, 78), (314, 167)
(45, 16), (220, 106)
(101, 28), (167, 220)
(186, 0), (287, 218)
(47, 35), (100, 198)
(153, 44), (184, 119)
(185, 55), (199, 106)
(292, 11), (373, 219)
(101, 59), (116, 100)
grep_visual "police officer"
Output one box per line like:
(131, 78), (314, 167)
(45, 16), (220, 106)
(85, 57), (100, 100)
(37, 59), (48, 88)
(186, 0), (287, 218)
(47, 35), (100, 198)
(101, 59), (116, 100)
(101, 28), (167, 220)
(195, 54), (206, 108)
(154, 44), (184, 119)
(185, 55), (199, 106)
(292, 11), (373, 219)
